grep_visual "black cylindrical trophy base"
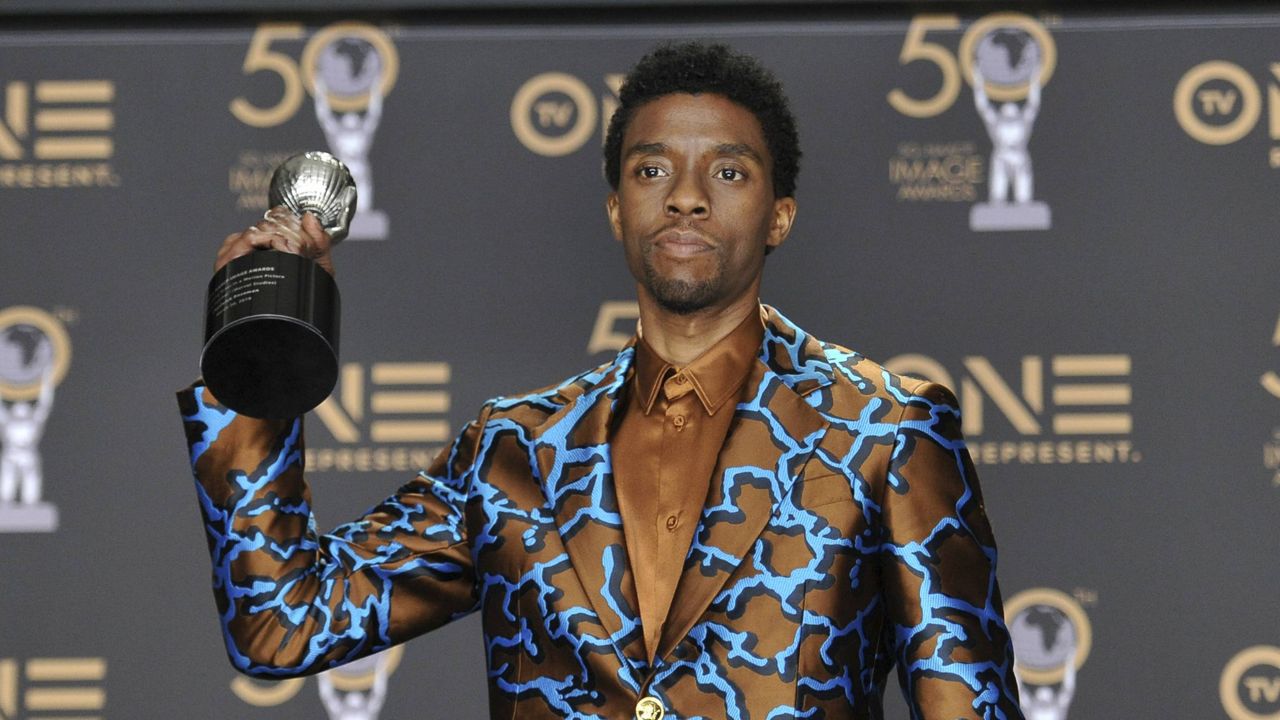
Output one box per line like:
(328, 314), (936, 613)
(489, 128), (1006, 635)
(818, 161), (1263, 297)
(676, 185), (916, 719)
(201, 250), (339, 419)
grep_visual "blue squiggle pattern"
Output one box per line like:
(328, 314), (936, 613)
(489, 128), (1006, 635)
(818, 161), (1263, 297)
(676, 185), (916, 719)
(179, 306), (1020, 718)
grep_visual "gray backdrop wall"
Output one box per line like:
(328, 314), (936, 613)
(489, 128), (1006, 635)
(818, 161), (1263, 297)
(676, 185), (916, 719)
(0, 5), (1277, 720)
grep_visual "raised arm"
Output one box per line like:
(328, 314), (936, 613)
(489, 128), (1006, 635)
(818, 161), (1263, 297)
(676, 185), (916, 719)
(313, 76), (339, 137)
(1056, 651), (1076, 708)
(317, 672), (340, 712)
(366, 654), (389, 714)
(177, 385), (491, 678)
(31, 367), (55, 425)
(972, 67), (997, 127)
(1023, 68), (1041, 124)
(362, 82), (383, 131)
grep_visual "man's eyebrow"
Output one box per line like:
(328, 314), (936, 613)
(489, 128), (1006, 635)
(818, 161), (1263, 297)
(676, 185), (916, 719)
(624, 142), (668, 158)
(623, 141), (765, 162)
(715, 143), (764, 163)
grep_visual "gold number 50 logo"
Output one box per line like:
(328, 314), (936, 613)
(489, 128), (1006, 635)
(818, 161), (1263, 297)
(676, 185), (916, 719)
(887, 12), (1057, 118)
(229, 21), (399, 128)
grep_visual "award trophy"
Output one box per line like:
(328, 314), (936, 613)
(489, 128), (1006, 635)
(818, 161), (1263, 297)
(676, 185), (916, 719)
(201, 151), (357, 419)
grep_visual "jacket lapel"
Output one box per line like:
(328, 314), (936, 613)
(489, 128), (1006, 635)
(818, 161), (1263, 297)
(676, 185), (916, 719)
(530, 345), (649, 679)
(656, 306), (836, 660)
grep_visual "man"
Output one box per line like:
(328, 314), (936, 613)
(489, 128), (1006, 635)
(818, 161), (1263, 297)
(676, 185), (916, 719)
(180, 42), (1022, 719)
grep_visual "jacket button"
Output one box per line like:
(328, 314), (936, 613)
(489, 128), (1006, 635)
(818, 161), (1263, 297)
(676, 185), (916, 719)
(635, 696), (665, 720)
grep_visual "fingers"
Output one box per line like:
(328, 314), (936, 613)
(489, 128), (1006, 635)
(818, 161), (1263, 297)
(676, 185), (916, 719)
(298, 211), (332, 251)
(213, 206), (336, 274)
(259, 206), (306, 254)
(215, 230), (256, 272)
(295, 210), (336, 276)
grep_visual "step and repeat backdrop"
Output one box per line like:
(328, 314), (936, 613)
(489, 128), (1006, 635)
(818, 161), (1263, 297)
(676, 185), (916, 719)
(0, 7), (1277, 720)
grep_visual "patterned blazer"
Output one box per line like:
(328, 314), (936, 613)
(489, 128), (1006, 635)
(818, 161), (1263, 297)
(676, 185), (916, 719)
(178, 305), (1022, 720)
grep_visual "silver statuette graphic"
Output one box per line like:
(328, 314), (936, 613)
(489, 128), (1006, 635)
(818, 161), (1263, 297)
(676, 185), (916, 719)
(311, 27), (393, 241)
(201, 151), (357, 419)
(0, 306), (67, 533)
(969, 25), (1052, 232)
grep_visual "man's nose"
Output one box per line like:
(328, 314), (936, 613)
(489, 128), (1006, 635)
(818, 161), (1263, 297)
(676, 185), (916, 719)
(665, 172), (709, 217)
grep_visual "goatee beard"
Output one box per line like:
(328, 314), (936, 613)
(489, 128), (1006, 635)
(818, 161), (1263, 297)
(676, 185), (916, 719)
(644, 271), (718, 316)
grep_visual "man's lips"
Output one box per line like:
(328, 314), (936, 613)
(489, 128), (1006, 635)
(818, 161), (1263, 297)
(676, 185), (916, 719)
(653, 229), (714, 257)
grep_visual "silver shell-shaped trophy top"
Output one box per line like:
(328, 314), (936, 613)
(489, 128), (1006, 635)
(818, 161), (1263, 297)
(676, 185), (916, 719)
(268, 151), (358, 244)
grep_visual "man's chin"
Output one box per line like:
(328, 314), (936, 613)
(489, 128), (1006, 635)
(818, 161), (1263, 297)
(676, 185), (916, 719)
(647, 279), (718, 316)
(655, 297), (710, 316)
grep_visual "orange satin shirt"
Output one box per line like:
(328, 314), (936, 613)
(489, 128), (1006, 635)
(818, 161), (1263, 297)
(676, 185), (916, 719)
(611, 309), (764, 661)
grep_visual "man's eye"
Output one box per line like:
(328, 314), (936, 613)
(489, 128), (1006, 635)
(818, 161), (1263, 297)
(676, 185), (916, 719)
(638, 166), (667, 178)
(717, 168), (744, 181)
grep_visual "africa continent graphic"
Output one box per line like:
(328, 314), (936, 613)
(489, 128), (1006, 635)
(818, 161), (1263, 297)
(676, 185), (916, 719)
(318, 37), (382, 97)
(1010, 605), (1077, 671)
(0, 325), (53, 388)
(975, 28), (1041, 87)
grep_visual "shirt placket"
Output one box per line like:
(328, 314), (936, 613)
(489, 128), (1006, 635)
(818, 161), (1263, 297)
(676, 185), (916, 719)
(650, 371), (698, 653)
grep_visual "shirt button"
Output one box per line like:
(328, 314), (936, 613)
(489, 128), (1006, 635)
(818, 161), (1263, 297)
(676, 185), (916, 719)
(674, 373), (686, 385)
(671, 415), (685, 429)
(635, 696), (665, 720)
(665, 514), (678, 531)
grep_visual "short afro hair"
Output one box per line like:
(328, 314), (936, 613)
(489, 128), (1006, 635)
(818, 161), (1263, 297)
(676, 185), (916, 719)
(604, 41), (801, 199)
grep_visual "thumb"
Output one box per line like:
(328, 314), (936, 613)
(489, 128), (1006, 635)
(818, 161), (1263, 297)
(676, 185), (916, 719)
(299, 211), (333, 251)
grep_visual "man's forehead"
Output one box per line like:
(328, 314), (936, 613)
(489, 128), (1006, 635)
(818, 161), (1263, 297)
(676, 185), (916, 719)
(623, 92), (769, 154)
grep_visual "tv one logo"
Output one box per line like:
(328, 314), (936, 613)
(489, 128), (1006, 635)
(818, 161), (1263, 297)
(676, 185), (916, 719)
(1175, 60), (1280, 165)
(1221, 646), (1280, 720)
(883, 353), (1137, 465)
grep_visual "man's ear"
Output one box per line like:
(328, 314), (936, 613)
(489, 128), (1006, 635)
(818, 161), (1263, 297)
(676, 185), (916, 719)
(606, 192), (623, 241)
(766, 196), (797, 251)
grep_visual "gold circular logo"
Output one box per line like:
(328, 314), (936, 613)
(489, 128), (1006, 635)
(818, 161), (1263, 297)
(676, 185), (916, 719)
(958, 12), (1058, 102)
(1004, 587), (1092, 685)
(1174, 60), (1261, 145)
(510, 72), (598, 157)
(1221, 646), (1280, 720)
(301, 21), (400, 113)
(0, 306), (71, 402)
(229, 676), (305, 707)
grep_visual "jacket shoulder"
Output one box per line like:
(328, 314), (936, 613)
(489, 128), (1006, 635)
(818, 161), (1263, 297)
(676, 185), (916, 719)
(808, 338), (957, 419)
(479, 356), (622, 427)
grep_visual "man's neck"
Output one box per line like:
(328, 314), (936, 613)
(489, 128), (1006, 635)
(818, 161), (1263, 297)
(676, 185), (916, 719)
(636, 289), (760, 366)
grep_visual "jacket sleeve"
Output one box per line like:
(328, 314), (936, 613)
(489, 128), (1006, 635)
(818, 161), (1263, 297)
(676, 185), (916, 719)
(878, 382), (1023, 720)
(177, 384), (491, 678)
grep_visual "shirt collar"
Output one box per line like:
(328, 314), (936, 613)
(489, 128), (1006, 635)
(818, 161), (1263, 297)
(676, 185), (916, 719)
(632, 306), (765, 416)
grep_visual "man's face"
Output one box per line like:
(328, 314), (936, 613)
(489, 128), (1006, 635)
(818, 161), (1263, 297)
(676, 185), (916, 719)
(607, 93), (796, 316)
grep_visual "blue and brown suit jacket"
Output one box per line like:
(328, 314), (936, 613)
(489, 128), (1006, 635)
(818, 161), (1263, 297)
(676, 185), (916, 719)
(178, 305), (1022, 719)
